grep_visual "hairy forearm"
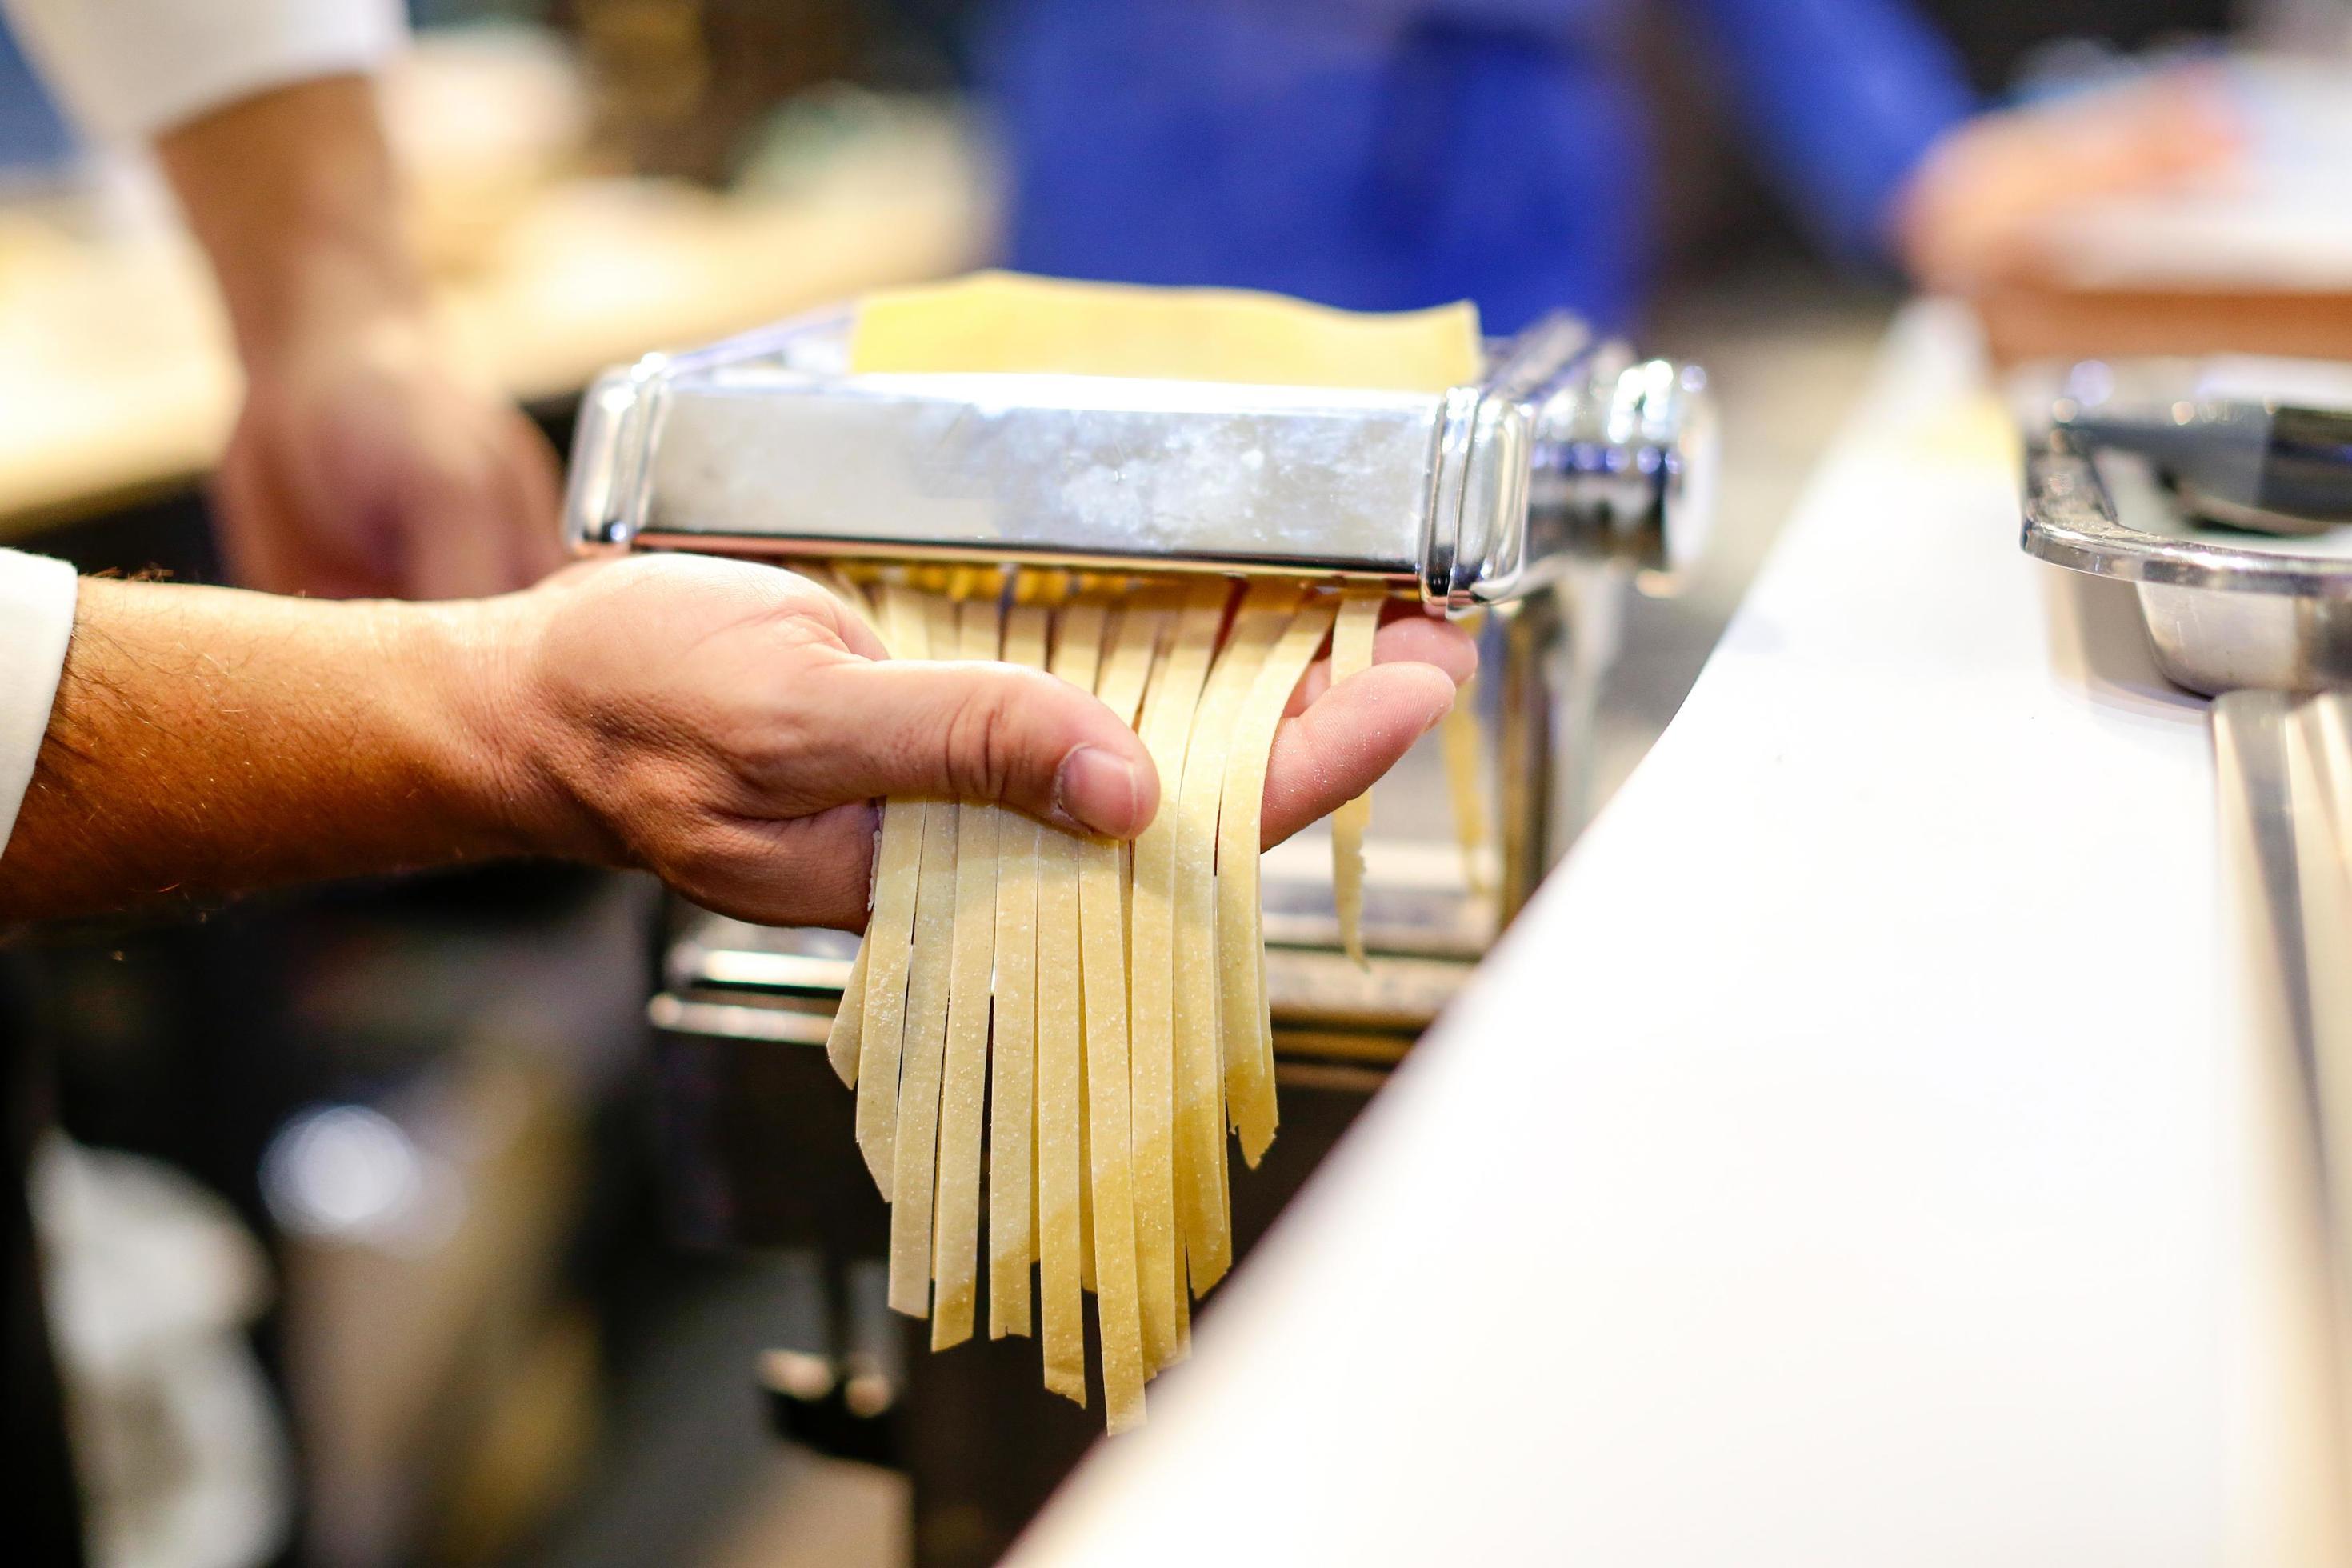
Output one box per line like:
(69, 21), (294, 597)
(0, 579), (538, 923)
(155, 73), (422, 368)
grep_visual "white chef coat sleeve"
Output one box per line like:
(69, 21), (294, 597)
(0, 549), (76, 860)
(0, 0), (405, 143)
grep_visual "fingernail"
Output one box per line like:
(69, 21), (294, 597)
(1052, 745), (1144, 837)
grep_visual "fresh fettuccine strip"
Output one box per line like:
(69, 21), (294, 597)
(1219, 599), (1339, 1167)
(1170, 582), (1298, 1293)
(930, 596), (1006, 1350)
(1328, 590), (1386, 966)
(1036, 598), (1106, 1403)
(1078, 603), (1166, 1434)
(1126, 583), (1226, 1370)
(826, 946), (870, 1090)
(854, 582), (935, 1188)
(821, 569), (897, 1090)
(886, 591), (966, 1316)
(988, 598), (1051, 1339)
(1443, 677), (1494, 901)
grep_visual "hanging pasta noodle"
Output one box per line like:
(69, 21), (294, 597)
(1443, 683), (1494, 902)
(1220, 599), (1341, 1167)
(852, 581), (935, 1192)
(818, 566), (888, 1091)
(1328, 590), (1386, 966)
(1074, 602), (1166, 1432)
(1126, 582), (1228, 1372)
(1170, 582), (1299, 1293)
(930, 594), (1006, 1349)
(1036, 596), (1106, 1403)
(988, 591), (1052, 1339)
(886, 592), (967, 1316)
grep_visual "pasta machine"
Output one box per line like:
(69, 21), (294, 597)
(562, 300), (1714, 1561)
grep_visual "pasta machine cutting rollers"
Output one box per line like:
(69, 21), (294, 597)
(562, 290), (1714, 1548)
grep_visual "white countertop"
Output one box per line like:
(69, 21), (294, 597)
(1011, 303), (2343, 1565)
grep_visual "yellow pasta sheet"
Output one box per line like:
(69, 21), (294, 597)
(851, 271), (1481, 392)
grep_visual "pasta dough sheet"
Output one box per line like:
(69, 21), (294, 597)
(852, 270), (1482, 393)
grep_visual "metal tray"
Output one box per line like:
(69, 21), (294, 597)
(2022, 437), (2352, 695)
(2020, 355), (2352, 695)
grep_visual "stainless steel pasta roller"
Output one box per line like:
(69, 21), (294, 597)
(562, 307), (1715, 609)
(575, 296), (1718, 1485)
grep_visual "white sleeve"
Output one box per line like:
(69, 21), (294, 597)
(0, 549), (76, 860)
(1, 0), (405, 142)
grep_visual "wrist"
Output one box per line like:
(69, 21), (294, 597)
(158, 74), (429, 372)
(396, 596), (580, 865)
(406, 591), (630, 870)
(232, 254), (430, 378)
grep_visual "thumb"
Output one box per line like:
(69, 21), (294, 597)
(816, 659), (1160, 838)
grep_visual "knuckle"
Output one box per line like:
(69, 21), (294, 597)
(940, 677), (1024, 801)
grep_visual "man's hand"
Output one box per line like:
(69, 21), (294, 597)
(1895, 72), (2242, 295)
(506, 555), (1474, 930)
(216, 313), (563, 600)
(159, 74), (562, 600)
(0, 556), (1473, 929)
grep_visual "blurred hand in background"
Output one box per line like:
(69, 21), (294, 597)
(1895, 72), (2244, 296)
(158, 74), (562, 601)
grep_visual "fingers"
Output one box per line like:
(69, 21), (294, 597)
(1899, 73), (2243, 294)
(1261, 662), (1457, 847)
(1288, 610), (1478, 714)
(683, 803), (882, 932)
(814, 659), (1161, 837)
(213, 434), (388, 598)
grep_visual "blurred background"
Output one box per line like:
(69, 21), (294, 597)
(3, 2), (2346, 1566)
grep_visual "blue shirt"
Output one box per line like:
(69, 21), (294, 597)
(982, 0), (1976, 330)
